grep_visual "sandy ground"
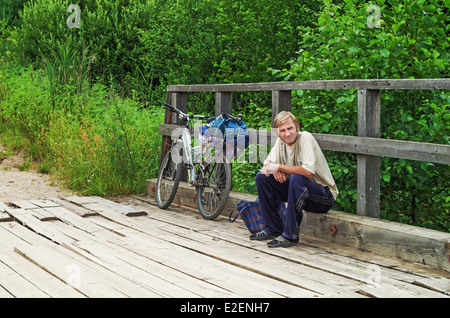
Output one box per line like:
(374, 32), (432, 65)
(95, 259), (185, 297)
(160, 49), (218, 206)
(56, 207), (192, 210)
(0, 144), (74, 203)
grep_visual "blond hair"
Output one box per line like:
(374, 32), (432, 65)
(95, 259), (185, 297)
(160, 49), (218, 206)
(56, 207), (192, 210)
(273, 111), (300, 128)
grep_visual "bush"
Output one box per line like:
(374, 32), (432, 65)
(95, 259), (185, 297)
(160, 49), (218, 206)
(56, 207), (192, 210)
(10, 0), (321, 105)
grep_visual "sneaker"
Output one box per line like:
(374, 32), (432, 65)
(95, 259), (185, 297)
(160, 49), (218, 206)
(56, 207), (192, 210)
(267, 235), (299, 248)
(250, 230), (276, 241)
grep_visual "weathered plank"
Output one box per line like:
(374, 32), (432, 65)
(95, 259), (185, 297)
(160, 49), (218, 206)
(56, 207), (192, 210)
(130, 197), (448, 297)
(5, 208), (73, 244)
(215, 91), (233, 115)
(28, 200), (60, 208)
(271, 90), (292, 124)
(14, 244), (147, 298)
(167, 78), (450, 92)
(30, 208), (59, 221)
(50, 197), (98, 217)
(84, 207), (318, 298)
(146, 179), (450, 273)
(301, 209), (450, 273)
(62, 196), (100, 205)
(0, 201), (8, 212)
(11, 200), (40, 210)
(359, 284), (414, 298)
(0, 211), (13, 222)
(158, 124), (450, 165)
(0, 241), (84, 298)
(413, 277), (450, 295)
(312, 133), (450, 165)
(0, 259), (50, 298)
(43, 206), (104, 234)
(2, 196), (448, 298)
(50, 218), (239, 297)
(357, 89), (381, 218)
(0, 285), (13, 298)
(128, 213), (363, 296)
(89, 196), (147, 216)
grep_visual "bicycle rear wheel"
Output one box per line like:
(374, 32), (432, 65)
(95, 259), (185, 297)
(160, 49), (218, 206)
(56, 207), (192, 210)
(196, 158), (232, 220)
(156, 148), (183, 209)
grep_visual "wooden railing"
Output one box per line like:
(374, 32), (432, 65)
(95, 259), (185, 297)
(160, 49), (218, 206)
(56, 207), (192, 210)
(159, 79), (450, 218)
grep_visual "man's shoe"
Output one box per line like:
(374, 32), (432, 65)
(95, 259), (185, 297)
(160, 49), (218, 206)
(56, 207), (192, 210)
(250, 230), (276, 241)
(267, 235), (299, 248)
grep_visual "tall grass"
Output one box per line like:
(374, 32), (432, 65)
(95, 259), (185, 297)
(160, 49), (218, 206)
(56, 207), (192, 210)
(42, 35), (93, 100)
(0, 48), (163, 196)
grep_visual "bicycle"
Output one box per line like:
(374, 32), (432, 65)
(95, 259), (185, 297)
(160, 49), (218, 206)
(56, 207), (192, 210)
(156, 103), (244, 220)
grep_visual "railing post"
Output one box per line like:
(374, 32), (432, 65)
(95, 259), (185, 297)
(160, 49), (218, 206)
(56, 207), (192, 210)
(357, 89), (381, 218)
(215, 92), (233, 115)
(271, 90), (292, 124)
(160, 92), (187, 164)
(173, 92), (188, 123)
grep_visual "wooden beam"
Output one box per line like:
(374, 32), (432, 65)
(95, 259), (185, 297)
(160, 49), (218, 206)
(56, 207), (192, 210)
(215, 92), (232, 115)
(167, 78), (450, 93)
(357, 89), (381, 218)
(160, 92), (187, 165)
(312, 134), (450, 165)
(271, 90), (292, 124)
(158, 124), (450, 165)
(172, 92), (188, 124)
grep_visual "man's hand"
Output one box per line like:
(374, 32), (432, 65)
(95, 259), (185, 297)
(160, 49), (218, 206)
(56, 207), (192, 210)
(261, 163), (286, 183)
(272, 171), (286, 183)
(262, 162), (314, 183)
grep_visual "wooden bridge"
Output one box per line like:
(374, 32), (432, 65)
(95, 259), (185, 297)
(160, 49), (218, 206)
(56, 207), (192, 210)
(1, 78), (449, 299)
(0, 195), (449, 298)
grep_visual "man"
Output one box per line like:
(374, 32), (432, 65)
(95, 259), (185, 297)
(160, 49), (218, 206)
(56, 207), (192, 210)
(252, 111), (338, 247)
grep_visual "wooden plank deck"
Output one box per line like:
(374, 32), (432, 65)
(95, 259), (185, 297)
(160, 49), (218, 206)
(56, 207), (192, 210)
(0, 195), (448, 298)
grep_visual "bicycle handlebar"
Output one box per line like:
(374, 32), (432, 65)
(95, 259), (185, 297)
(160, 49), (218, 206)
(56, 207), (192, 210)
(164, 103), (243, 123)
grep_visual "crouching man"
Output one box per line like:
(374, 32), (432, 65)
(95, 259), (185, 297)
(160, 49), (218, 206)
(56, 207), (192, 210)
(252, 111), (338, 247)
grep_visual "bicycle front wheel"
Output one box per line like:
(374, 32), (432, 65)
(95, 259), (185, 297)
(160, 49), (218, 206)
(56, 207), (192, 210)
(156, 148), (183, 209)
(196, 158), (232, 220)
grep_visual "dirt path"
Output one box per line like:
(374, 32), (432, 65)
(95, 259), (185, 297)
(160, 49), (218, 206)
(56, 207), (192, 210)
(0, 145), (74, 202)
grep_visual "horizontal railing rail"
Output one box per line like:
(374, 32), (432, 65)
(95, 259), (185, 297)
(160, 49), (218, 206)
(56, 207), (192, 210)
(167, 78), (450, 92)
(160, 78), (450, 218)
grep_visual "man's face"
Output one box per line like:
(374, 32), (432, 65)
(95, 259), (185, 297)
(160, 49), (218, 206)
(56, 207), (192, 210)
(276, 118), (299, 146)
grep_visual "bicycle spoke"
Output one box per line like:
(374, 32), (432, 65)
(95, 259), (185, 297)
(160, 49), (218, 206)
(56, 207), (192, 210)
(156, 149), (183, 209)
(196, 159), (232, 220)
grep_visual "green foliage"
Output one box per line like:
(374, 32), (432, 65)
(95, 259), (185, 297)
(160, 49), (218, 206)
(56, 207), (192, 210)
(0, 61), (162, 196)
(0, 0), (28, 27)
(9, 0), (320, 105)
(273, 0), (449, 231)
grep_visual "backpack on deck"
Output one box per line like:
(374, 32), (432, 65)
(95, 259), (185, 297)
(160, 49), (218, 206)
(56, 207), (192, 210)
(229, 199), (287, 234)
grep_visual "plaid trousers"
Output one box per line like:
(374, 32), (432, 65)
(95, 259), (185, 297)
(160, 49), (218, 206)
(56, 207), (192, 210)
(255, 172), (335, 241)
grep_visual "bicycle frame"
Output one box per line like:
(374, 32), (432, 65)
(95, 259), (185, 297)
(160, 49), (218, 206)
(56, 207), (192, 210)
(166, 104), (217, 186)
(160, 103), (234, 219)
(172, 126), (196, 183)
